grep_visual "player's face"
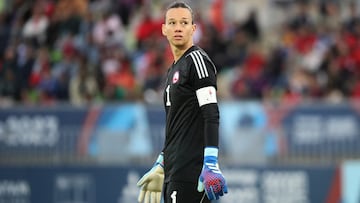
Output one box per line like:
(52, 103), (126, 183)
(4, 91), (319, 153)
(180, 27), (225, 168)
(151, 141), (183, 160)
(162, 8), (196, 49)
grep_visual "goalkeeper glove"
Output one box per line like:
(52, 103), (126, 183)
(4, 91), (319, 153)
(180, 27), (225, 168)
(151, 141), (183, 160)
(137, 152), (164, 203)
(197, 147), (228, 200)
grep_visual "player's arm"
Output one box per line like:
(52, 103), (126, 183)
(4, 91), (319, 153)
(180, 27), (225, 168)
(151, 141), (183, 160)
(188, 51), (220, 148)
(196, 85), (228, 201)
(187, 51), (228, 200)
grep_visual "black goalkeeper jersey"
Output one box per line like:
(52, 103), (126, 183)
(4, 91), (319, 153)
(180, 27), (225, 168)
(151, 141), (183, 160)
(162, 45), (220, 183)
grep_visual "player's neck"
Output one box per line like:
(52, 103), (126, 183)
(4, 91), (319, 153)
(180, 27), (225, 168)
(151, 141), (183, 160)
(172, 44), (193, 63)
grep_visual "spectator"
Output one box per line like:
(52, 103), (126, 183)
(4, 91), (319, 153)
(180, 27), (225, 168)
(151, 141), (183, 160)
(0, 47), (17, 103)
(22, 2), (49, 46)
(108, 52), (137, 99)
(14, 41), (35, 102)
(69, 57), (100, 105)
(0, 12), (11, 58)
(135, 10), (162, 50)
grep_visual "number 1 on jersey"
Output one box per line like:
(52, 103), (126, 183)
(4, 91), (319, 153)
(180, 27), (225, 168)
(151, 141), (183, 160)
(171, 191), (177, 203)
(166, 85), (171, 106)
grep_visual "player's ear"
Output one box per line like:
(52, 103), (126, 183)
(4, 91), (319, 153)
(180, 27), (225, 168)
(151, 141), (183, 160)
(162, 24), (167, 36)
(192, 23), (196, 33)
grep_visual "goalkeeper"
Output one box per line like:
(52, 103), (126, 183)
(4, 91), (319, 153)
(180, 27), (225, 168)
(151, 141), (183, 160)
(137, 1), (228, 203)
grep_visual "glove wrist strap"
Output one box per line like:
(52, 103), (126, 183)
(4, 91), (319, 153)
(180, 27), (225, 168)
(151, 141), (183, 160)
(204, 147), (218, 157)
(155, 152), (164, 168)
(204, 147), (218, 164)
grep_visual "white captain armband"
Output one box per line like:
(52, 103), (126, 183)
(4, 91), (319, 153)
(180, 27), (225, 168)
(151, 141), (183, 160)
(196, 86), (217, 107)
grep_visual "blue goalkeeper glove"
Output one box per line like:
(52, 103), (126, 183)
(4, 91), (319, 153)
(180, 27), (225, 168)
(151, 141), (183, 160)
(197, 147), (228, 200)
(137, 152), (164, 203)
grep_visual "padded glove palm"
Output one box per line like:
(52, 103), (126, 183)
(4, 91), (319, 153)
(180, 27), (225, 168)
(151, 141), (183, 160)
(137, 153), (164, 203)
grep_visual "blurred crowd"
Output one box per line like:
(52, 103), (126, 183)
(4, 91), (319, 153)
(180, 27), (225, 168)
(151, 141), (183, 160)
(0, 0), (360, 106)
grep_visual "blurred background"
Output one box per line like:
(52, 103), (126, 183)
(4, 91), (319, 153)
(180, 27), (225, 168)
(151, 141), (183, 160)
(0, 0), (360, 202)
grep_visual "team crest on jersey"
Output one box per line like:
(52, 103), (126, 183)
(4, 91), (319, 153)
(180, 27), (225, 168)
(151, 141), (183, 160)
(172, 71), (179, 84)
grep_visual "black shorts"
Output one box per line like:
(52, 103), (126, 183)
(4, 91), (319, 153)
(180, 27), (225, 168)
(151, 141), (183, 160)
(163, 181), (210, 203)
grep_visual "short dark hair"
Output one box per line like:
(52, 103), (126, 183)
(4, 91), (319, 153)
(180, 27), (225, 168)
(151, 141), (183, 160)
(165, 1), (194, 24)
